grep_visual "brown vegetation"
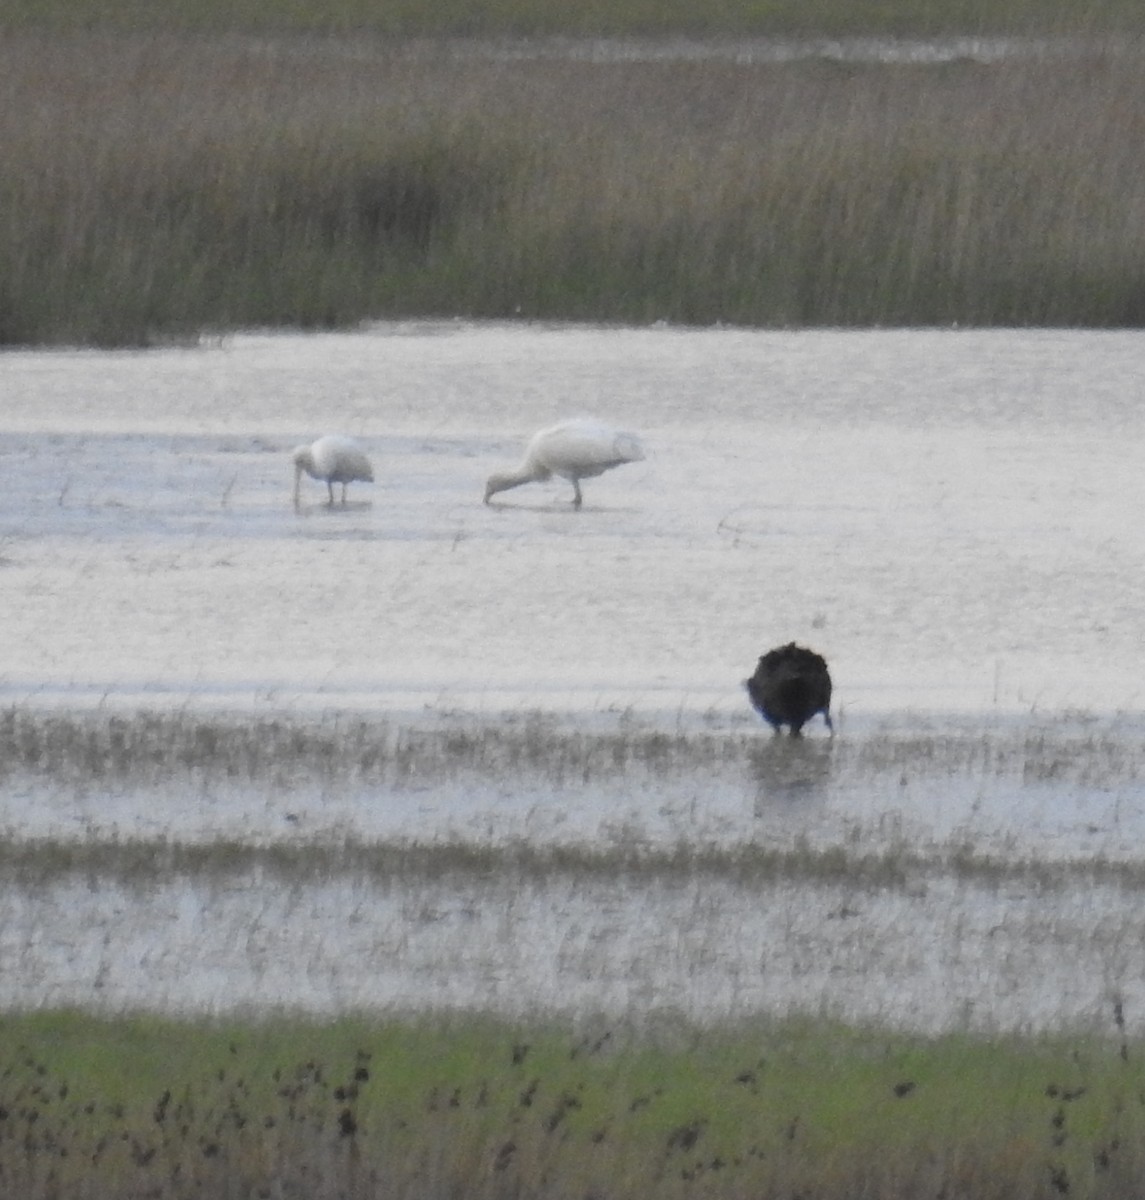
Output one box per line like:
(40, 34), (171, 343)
(3, 36), (1145, 343)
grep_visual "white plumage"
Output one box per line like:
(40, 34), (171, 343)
(483, 418), (646, 509)
(292, 435), (374, 506)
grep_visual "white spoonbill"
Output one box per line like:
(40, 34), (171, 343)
(483, 418), (646, 509)
(292, 435), (374, 506)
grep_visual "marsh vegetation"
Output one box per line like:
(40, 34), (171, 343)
(5, 4), (1144, 1188)
(4, 32), (1145, 344)
(6, 704), (1145, 875)
(1, 1011), (1143, 1200)
(3, 705), (1145, 1031)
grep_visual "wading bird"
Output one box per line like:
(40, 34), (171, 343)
(746, 643), (833, 737)
(292, 435), (374, 506)
(483, 418), (645, 509)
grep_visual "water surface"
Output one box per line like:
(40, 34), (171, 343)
(2, 323), (1144, 1030)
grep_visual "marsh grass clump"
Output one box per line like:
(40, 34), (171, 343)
(5, 704), (1145, 818)
(854, 723), (1145, 792)
(5, 824), (1145, 900)
(0, 705), (741, 794)
(0, 706), (950, 787)
(5, 36), (1145, 343)
(0, 1010), (1143, 1200)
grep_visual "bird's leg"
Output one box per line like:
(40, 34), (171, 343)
(571, 479), (583, 509)
(326, 481), (335, 505)
(341, 482), (348, 504)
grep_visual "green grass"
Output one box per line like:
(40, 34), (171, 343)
(1, 1011), (1141, 1198)
(4, 34), (1145, 344)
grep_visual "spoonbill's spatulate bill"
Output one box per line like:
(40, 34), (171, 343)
(746, 643), (834, 737)
(292, 436), (374, 506)
(483, 418), (646, 508)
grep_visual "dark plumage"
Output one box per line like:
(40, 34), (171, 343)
(746, 643), (833, 737)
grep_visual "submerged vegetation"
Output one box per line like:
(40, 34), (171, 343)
(7, 827), (1145, 898)
(2, 704), (1142, 798)
(4, 703), (1145, 889)
(0, 1011), (1143, 1199)
(3, 32), (1145, 343)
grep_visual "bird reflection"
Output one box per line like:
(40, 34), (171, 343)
(747, 737), (835, 817)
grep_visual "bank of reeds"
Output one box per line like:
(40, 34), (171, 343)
(0, 1010), (1142, 1200)
(4, 35), (1145, 344)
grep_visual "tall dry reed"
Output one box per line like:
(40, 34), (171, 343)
(3, 36), (1145, 343)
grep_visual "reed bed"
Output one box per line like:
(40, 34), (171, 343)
(4, 34), (1145, 344)
(0, 1010), (1141, 1200)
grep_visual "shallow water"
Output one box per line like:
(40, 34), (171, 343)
(2, 322), (1145, 1031)
(5, 323), (1144, 713)
(399, 33), (1127, 66)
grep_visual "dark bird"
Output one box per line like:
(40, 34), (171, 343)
(746, 643), (833, 737)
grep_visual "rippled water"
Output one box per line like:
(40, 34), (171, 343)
(407, 33), (1128, 65)
(2, 322), (1144, 1030)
